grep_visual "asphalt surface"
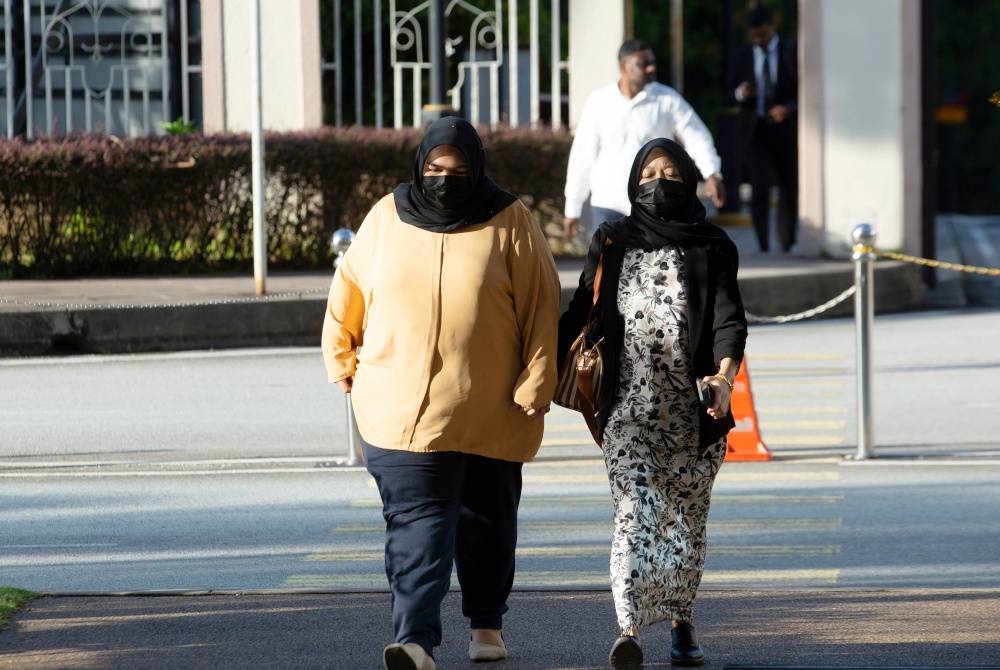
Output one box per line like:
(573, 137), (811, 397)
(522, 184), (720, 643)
(2, 228), (996, 669)
(3, 590), (999, 669)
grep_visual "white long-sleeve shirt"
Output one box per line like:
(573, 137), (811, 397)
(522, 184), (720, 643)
(563, 82), (722, 218)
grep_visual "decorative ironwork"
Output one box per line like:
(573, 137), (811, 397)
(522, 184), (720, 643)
(1, 0), (13, 137)
(25, 0), (170, 137)
(320, 0), (567, 130)
(390, 0), (503, 128)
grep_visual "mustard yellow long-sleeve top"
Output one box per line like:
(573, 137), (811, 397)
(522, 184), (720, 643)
(321, 194), (561, 463)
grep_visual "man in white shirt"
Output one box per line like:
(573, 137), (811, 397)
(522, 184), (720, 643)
(562, 39), (726, 241)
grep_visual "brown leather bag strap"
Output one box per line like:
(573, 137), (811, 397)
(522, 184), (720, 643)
(576, 367), (602, 447)
(591, 237), (612, 306)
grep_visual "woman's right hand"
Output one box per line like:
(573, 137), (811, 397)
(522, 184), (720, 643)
(336, 377), (353, 393)
(702, 375), (731, 420)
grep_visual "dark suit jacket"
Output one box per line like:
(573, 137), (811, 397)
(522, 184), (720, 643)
(729, 37), (798, 145)
(557, 228), (748, 448)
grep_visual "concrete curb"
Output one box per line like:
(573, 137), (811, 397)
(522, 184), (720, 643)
(0, 261), (925, 357)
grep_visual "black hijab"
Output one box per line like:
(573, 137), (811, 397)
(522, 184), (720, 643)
(393, 117), (517, 232)
(601, 138), (729, 249)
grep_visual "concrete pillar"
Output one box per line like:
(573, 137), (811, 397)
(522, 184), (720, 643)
(200, 0), (226, 133)
(797, 0), (823, 257)
(215, 0), (323, 132)
(568, 0), (625, 129)
(901, 0), (922, 256)
(800, 0), (921, 256)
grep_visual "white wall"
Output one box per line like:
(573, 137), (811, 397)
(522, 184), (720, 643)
(216, 0), (322, 132)
(568, 0), (624, 128)
(814, 0), (918, 255)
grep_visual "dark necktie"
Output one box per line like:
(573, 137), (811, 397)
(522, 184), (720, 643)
(762, 50), (776, 106)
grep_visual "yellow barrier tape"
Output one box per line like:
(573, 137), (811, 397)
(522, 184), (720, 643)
(874, 248), (1000, 276)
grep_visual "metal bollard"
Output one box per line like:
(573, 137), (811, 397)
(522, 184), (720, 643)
(331, 229), (361, 466)
(851, 223), (877, 460)
(331, 228), (355, 269)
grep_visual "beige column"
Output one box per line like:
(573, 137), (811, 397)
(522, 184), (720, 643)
(220, 0), (323, 131)
(300, 0), (323, 128)
(901, 0), (923, 255)
(568, 0), (625, 129)
(818, 0), (914, 256)
(200, 0), (226, 133)
(796, 0), (823, 257)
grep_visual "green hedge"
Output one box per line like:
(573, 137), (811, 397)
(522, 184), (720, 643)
(0, 127), (571, 278)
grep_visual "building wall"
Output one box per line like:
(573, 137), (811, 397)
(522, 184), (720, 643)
(202, 0), (322, 133)
(804, 0), (920, 255)
(568, 0), (623, 129)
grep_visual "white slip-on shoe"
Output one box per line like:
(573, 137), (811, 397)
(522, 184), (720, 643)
(468, 636), (508, 662)
(383, 642), (436, 670)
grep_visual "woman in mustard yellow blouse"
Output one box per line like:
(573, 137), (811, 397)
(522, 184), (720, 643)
(321, 117), (560, 670)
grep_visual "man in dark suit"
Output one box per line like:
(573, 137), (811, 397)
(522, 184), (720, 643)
(730, 3), (798, 253)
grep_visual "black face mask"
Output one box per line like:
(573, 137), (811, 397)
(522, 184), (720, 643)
(634, 178), (687, 219)
(421, 175), (474, 209)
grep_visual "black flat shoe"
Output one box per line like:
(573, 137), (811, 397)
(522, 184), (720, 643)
(670, 622), (704, 667)
(609, 634), (643, 668)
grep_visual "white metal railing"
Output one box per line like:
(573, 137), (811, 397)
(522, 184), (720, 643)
(27, 0), (171, 137)
(3, 0), (202, 138)
(323, 0), (566, 129)
(179, 0), (202, 125)
(1, 0), (12, 137)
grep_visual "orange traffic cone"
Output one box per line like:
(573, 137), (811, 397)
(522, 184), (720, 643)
(724, 357), (772, 462)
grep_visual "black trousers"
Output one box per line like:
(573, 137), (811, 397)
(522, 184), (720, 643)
(748, 119), (798, 252)
(362, 441), (523, 657)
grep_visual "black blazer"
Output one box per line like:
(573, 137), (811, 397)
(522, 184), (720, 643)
(729, 37), (798, 142)
(557, 229), (748, 448)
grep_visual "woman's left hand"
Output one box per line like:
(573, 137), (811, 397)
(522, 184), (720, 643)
(701, 375), (732, 420)
(512, 403), (550, 419)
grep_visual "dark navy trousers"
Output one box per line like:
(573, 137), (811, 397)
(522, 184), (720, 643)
(362, 441), (523, 657)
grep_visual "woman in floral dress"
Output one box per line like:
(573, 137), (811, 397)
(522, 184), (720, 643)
(558, 138), (747, 668)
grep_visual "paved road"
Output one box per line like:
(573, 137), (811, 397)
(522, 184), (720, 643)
(2, 308), (999, 593)
(3, 457), (999, 593)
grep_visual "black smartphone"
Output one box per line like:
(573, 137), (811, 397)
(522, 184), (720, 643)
(697, 381), (714, 408)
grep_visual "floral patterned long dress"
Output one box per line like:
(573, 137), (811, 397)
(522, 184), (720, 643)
(602, 245), (728, 631)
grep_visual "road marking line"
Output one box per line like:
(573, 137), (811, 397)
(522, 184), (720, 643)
(7, 543), (119, 549)
(752, 391), (843, 399)
(748, 354), (848, 361)
(538, 438), (600, 447)
(527, 459), (605, 469)
(712, 494), (843, 505)
(710, 545), (840, 557)
(522, 474), (607, 484)
(764, 435), (846, 446)
(332, 518), (842, 534)
(760, 406), (847, 415)
(759, 420), (846, 430)
(702, 569), (839, 584)
(0, 347), (321, 367)
(717, 471), (840, 482)
(752, 370), (849, 379)
(348, 499), (383, 508)
(441, 494), (840, 509)
(523, 470), (841, 484)
(753, 379), (844, 387)
(543, 423), (590, 433)
(0, 545), (338, 567)
(0, 468), (367, 479)
(302, 544), (840, 562)
(0, 456), (352, 470)
(281, 568), (840, 590)
(709, 518), (843, 531)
